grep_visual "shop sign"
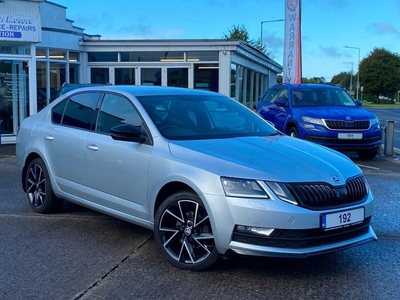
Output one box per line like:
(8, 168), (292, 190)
(0, 15), (40, 42)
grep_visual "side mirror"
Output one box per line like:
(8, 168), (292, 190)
(110, 124), (147, 143)
(275, 99), (288, 107)
(355, 100), (363, 107)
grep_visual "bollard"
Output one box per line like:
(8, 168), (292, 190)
(384, 120), (395, 156)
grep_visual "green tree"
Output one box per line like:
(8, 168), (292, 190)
(302, 76), (326, 84)
(223, 24), (269, 54)
(359, 47), (400, 101)
(330, 71), (352, 89)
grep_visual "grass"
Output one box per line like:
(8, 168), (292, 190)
(361, 101), (400, 108)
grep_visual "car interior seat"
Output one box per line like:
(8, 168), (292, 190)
(162, 101), (197, 132)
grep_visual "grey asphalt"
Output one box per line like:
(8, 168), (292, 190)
(1, 144), (400, 299)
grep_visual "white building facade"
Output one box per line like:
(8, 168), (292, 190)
(0, 0), (282, 144)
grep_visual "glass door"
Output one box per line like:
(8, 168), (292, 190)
(167, 67), (188, 88)
(0, 59), (29, 135)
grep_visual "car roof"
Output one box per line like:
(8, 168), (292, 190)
(274, 83), (342, 90)
(69, 85), (221, 97)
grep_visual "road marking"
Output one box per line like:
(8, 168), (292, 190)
(357, 164), (380, 170)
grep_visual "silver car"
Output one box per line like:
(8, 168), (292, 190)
(16, 85), (377, 270)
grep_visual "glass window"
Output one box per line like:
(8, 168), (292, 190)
(36, 61), (47, 109)
(49, 50), (66, 60)
(96, 93), (142, 134)
(261, 88), (280, 103)
(88, 52), (118, 62)
(187, 51), (218, 62)
(230, 64), (236, 99)
(36, 48), (47, 59)
(194, 64), (219, 92)
(91, 68), (109, 84)
(277, 89), (288, 101)
(115, 68), (135, 85)
(61, 92), (100, 130)
(0, 60), (29, 134)
(52, 99), (68, 125)
(167, 68), (188, 88)
(50, 62), (66, 100)
(120, 51), (184, 62)
(69, 52), (79, 62)
(141, 68), (161, 86)
(0, 44), (30, 55)
(69, 64), (79, 84)
(137, 94), (277, 140)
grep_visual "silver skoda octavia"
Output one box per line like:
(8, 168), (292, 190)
(16, 85), (377, 270)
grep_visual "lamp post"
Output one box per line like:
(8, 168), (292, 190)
(261, 19), (284, 47)
(343, 62), (353, 96)
(344, 46), (361, 99)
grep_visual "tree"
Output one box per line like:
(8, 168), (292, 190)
(223, 24), (269, 55)
(330, 71), (352, 89)
(359, 47), (400, 101)
(302, 77), (326, 84)
(222, 24), (250, 42)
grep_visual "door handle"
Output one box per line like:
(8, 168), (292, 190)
(44, 135), (54, 141)
(86, 144), (99, 151)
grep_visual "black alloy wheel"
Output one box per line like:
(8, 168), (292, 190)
(25, 158), (63, 213)
(154, 191), (219, 271)
(288, 126), (299, 138)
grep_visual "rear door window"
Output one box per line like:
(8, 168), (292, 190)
(52, 92), (100, 130)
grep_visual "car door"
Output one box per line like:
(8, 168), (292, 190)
(84, 92), (152, 220)
(260, 88), (289, 133)
(43, 92), (101, 198)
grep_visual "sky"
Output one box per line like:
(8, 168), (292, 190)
(53, 0), (400, 82)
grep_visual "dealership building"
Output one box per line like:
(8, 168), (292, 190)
(0, 0), (282, 144)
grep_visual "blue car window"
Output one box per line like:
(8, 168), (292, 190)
(261, 88), (280, 103)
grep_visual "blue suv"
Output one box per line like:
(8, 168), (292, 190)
(257, 83), (382, 159)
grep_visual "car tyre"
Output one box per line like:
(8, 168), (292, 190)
(154, 190), (219, 270)
(357, 147), (379, 160)
(288, 126), (299, 138)
(25, 158), (63, 213)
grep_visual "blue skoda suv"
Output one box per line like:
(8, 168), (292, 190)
(257, 84), (382, 159)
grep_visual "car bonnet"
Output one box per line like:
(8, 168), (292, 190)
(167, 135), (361, 185)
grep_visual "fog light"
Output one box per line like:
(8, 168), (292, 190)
(236, 225), (275, 236)
(304, 124), (315, 129)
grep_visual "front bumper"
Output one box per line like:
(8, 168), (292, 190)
(205, 191), (376, 258)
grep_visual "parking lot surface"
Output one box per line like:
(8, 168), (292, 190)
(1, 144), (399, 300)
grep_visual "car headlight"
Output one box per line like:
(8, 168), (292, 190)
(301, 116), (324, 125)
(221, 177), (269, 198)
(370, 117), (380, 126)
(265, 181), (298, 205)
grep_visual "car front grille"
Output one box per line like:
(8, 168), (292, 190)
(325, 120), (370, 130)
(286, 175), (367, 210)
(232, 217), (371, 249)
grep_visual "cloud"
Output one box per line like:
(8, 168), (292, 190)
(319, 46), (342, 58)
(370, 22), (400, 38)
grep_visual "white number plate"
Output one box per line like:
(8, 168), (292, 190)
(338, 133), (363, 140)
(321, 208), (364, 231)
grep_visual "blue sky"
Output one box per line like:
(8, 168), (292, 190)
(54, 0), (400, 82)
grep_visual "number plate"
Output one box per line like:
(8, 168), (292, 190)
(338, 133), (363, 140)
(321, 208), (364, 231)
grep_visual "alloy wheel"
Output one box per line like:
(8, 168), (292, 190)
(158, 199), (215, 265)
(26, 163), (46, 209)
